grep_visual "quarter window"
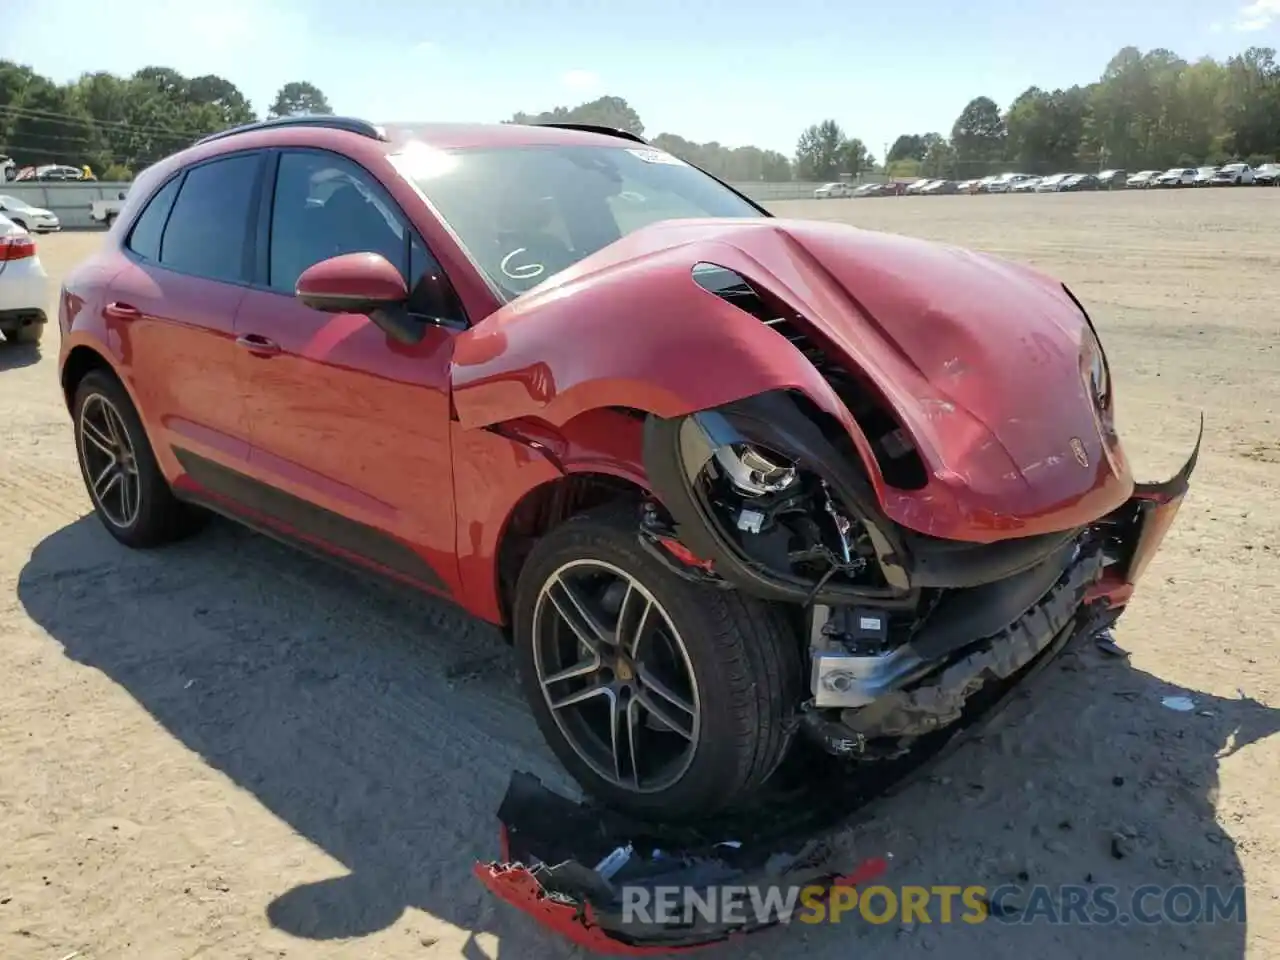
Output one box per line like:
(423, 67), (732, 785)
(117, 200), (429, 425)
(125, 176), (180, 261)
(159, 154), (261, 282)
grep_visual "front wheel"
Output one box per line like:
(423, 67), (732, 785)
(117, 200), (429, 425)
(513, 507), (803, 821)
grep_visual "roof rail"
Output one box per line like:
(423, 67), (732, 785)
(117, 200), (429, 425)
(195, 115), (389, 147)
(533, 122), (648, 145)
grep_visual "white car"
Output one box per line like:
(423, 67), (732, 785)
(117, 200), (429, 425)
(0, 214), (49, 345)
(1010, 176), (1042, 193)
(0, 194), (61, 233)
(1153, 167), (1197, 187)
(984, 173), (1034, 193)
(1193, 166), (1219, 187)
(904, 178), (936, 195)
(813, 182), (852, 198)
(1126, 170), (1161, 188)
(90, 191), (129, 227)
(1036, 173), (1073, 192)
(1210, 163), (1254, 186)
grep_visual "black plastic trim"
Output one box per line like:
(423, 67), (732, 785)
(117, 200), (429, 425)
(195, 115), (389, 146)
(172, 448), (449, 594)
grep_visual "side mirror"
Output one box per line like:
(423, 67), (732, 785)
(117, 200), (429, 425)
(296, 252), (423, 345)
(296, 252), (408, 313)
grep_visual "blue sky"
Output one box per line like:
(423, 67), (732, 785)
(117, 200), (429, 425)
(5, 0), (1278, 159)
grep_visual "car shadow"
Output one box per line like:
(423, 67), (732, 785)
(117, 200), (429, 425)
(0, 340), (41, 370)
(18, 515), (1278, 959)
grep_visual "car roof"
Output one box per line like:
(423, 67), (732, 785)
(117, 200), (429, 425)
(132, 116), (653, 204)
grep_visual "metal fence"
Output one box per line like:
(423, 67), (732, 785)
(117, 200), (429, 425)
(0, 182), (130, 229)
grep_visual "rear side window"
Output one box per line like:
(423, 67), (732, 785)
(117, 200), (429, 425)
(126, 176), (180, 261)
(160, 154), (261, 282)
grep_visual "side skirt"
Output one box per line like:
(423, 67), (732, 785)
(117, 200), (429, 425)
(171, 447), (452, 599)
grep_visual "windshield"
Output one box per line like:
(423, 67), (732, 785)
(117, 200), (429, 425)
(393, 143), (765, 300)
(0, 195), (32, 211)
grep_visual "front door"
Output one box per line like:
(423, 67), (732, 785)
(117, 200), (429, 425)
(234, 148), (464, 598)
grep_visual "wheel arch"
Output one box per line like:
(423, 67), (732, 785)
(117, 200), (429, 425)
(61, 343), (123, 411)
(493, 470), (650, 635)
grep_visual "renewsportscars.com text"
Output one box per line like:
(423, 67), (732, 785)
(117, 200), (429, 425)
(622, 883), (1246, 926)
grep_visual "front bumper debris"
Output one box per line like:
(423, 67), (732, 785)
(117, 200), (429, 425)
(478, 423), (1201, 953)
(474, 602), (1103, 952)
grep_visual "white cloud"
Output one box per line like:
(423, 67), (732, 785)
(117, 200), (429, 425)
(561, 69), (600, 93)
(1232, 0), (1280, 30)
(414, 40), (441, 55)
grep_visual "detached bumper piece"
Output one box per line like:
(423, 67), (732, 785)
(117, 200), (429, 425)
(474, 600), (1105, 953)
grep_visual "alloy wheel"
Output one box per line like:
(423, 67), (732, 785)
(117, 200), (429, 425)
(531, 559), (702, 793)
(78, 393), (142, 529)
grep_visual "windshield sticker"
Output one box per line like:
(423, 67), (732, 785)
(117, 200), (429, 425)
(626, 148), (685, 166)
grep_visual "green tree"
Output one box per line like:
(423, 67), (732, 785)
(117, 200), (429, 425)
(921, 137), (955, 177)
(510, 95), (644, 137)
(5, 76), (98, 168)
(887, 133), (925, 162)
(795, 120), (850, 180)
(186, 74), (256, 127)
(950, 96), (1005, 166)
(268, 81), (333, 118)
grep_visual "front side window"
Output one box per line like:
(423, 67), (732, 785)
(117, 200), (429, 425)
(392, 143), (765, 300)
(269, 150), (460, 323)
(160, 154), (261, 282)
(269, 151), (409, 294)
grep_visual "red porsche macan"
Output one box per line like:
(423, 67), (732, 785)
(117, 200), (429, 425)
(58, 116), (1198, 823)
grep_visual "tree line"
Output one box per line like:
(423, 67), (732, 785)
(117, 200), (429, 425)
(3, 42), (1277, 184)
(890, 45), (1280, 180)
(0, 60), (332, 179)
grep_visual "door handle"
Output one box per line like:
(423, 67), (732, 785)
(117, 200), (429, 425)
(104, 301), (141, 321)
(236, 333), (281, 356)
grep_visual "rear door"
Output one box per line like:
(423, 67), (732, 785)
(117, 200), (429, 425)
(232, 148), (464, 598)
(103, 152), (265, 480)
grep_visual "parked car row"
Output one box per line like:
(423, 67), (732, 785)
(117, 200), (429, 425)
(1125, 163), (1279, 187)
(816, 161), (1280, 200)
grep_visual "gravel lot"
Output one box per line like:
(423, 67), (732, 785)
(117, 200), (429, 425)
(1, 188), (1277, 959)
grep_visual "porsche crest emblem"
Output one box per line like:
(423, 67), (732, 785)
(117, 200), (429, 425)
(1070, 438), (1090, 469)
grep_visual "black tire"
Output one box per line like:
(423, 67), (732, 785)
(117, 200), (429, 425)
(512, 506), (804, 821)
(72, 369), (206, 547)
(7, 322), (42, 344)
(104, 213), (116, 228)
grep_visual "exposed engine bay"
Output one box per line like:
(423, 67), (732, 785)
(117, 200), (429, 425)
(637, 263), (1201, 768)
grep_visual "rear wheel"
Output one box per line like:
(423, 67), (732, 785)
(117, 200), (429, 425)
(513, 507), (803, 821)
(72, 370), (206, 547)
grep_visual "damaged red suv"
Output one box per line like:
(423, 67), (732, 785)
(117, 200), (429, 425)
(58, 116), (1197, 823)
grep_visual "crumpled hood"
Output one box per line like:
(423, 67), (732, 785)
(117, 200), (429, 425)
(535, 217), (1125, 515)
(455, 216), (1133, 539)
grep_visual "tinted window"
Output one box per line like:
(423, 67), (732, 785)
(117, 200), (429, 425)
(159, 154), (260, 282)
(269, 151), (408, 294)
(126, 176), (181, 261)
(390, 143), (764, 300)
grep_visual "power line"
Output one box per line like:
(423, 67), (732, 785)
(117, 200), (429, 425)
(0, 104), (201, 144)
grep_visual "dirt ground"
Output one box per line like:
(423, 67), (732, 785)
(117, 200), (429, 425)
(1, 188), (1276, 960)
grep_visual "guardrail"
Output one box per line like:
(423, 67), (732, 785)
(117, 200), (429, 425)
(0, 182), (130, 230)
